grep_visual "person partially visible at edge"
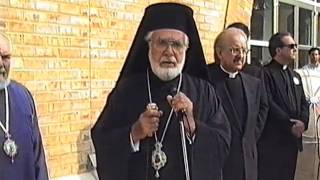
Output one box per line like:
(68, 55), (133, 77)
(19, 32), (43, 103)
(302, 47), (320, 70)
(207, 28), (268, 180)
(91, 3), (231, 180)
(0, 32), (48, 180)
(258, 32), (309, 180)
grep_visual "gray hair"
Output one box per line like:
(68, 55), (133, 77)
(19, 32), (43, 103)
(144, 30), (189, 47)
(0, 31), (13, 52)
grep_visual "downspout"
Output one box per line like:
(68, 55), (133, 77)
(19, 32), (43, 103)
(223, 0), (230, 29)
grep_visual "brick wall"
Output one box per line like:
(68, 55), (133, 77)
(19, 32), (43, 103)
(0, 0), (253, 178)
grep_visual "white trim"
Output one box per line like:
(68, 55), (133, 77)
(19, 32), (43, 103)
(249, 40), (269, 47)
(280, 0), (315, 8)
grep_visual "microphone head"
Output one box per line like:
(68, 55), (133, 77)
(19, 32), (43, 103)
(170, 87), (178, 96)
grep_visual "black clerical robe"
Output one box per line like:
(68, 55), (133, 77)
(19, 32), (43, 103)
(207, 65), (268, 180)
(258, 60), (309, 180)
(91, 72), (231, 180)
(0, 81), (48, 180)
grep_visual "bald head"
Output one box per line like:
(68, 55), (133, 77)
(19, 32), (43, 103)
(214, 28), (248, 72)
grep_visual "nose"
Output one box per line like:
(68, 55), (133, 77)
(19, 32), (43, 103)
(163, 44), (174, 55)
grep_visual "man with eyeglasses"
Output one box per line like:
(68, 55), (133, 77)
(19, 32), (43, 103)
(257, 32), (309, 180)
(91, 3), (231, 180)
(207, 28), (268, 180)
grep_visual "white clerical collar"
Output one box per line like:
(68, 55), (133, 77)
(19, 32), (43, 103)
(282, 65), (288, 70)
(220, 65), (238, 78)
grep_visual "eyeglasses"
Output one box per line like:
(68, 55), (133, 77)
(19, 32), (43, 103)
(151, 38), (188, 52)
(281, 43), (297, 49)
(227, 47), (249, 56)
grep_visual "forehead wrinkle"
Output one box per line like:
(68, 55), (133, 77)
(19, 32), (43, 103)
(218, 31), (246, 49)
(152, 30), (186, 41)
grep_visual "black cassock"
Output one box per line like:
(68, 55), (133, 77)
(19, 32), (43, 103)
(258, 60), (309, 180)
(91, 72), (231, 180)
(208, 66), (268, 180)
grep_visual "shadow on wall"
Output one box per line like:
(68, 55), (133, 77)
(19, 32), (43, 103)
(76, 126), (98, 179)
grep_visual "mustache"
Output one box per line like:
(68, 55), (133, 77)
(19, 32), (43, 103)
(160, 57), (177, 62)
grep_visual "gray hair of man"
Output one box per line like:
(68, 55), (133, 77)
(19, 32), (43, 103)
(0, 32), (13, 53)
(0, 32), (13, 89)
(144, 29), (189, 47)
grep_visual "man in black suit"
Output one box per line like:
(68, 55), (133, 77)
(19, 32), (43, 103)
(258, 32), (309, 180)
(208, 28), (268, 180)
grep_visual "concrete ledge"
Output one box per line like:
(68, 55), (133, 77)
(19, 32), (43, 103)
(51, 171), (98, 180)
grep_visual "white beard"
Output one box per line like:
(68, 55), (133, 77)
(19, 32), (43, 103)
(0, 71), (11, 90)
(0, 79), (10, 90)
(148, 52), (185, 81)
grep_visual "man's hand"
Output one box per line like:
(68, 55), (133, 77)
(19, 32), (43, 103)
(167, 92), (196, 135)
(131, 104), (163, 143)
(290, 119), (305, 138)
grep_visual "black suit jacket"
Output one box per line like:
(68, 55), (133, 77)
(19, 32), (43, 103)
(207, 65), (268, 180)
(259, 60), (309, 150)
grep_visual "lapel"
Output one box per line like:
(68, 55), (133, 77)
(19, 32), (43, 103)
(240, 73), (254, 134)
(216, 82), (243, 134)
(271, 68), (292, 109)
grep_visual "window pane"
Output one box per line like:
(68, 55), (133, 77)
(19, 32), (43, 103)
(251, 0), (273, 40)
(299, 8), (312, 45)
(279, 2), (294, 35)
(298, 49), (309, 68)
(317, 15), (320, 46)
(250, 46), (271, 66)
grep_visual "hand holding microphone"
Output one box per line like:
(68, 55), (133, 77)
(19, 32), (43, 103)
(167, 92), (196, 135)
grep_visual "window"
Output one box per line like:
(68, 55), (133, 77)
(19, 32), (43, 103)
(250, 0), (317, 68)
(298, 49), (309, 68)
(299, 8), (312, 45)
(251, 46), (271, 66)
(251, 0), (273, 41)
(317, 14), (320, 46)
(278, 2), (294, 35)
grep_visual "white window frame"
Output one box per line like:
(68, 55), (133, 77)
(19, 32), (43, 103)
(250, 0), (319, 68)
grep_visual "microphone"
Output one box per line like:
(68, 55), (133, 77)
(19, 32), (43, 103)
(169, 87), (186, 121)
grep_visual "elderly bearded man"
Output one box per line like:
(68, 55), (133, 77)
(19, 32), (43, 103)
(91, 3), (231, 180)
(0, 32), (48, 180)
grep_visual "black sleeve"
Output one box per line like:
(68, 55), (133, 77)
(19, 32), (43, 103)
(91, 88), (131, 180)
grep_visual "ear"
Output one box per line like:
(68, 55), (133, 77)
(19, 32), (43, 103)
(215, 47), (223, 61)
(275, 47), (281, 55)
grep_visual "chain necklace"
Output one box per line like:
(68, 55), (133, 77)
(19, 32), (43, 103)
(146, 69), (182, 178)
(0, 86), (18, 163)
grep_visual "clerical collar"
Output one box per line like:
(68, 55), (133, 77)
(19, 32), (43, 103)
(283, 65), (288, 70)
(271, 60), (290, 70)
(220, 65), (238, 78)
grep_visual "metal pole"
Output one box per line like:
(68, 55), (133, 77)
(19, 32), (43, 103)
(179, 120), (191, 180)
